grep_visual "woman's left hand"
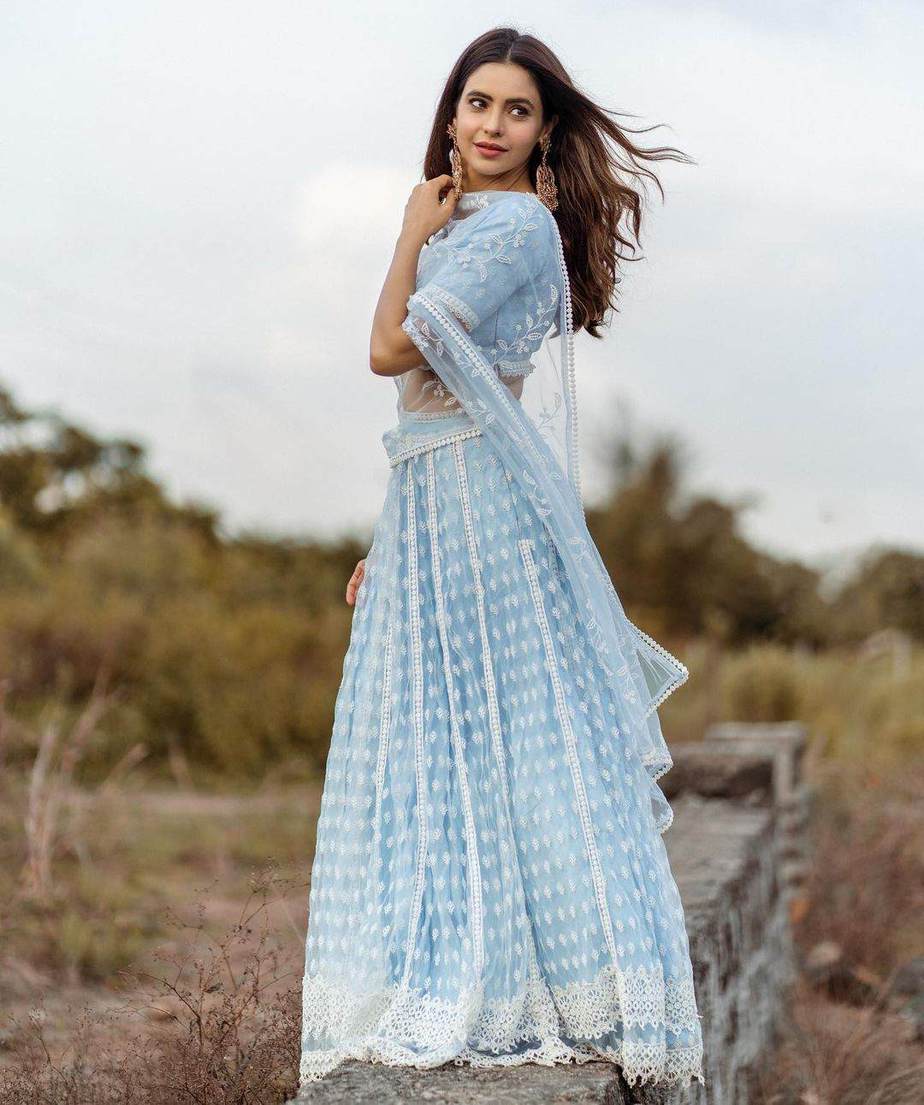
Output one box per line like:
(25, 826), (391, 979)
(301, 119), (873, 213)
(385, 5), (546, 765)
(400, 175), (459, 245)
(346, 558), (366, 606)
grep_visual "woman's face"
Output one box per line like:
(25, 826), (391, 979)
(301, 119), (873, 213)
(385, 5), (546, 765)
(452, 62), (552, 191)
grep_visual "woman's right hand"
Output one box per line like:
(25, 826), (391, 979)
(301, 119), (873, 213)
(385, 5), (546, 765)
(400, 175), (459, 245)
(346, 558), (366, 606)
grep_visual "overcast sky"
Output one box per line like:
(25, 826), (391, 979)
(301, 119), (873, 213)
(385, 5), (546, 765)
(2, 1), (921, 571)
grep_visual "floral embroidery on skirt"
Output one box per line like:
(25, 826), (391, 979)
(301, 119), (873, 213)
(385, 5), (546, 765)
(298, 422), (705, 1090)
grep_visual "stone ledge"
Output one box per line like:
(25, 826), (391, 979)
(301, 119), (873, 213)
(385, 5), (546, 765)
(291, 1056), (629, 1103)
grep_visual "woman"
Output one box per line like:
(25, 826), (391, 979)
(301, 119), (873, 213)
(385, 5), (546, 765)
(297, 27), (705, 1092)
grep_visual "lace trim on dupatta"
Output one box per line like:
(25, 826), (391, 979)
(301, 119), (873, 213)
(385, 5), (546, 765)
(549, 199), (582, 510)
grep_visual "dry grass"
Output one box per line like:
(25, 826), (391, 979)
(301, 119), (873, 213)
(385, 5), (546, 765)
(799, 761), (924, 974)
(754, 978), (924, 1105)
(0, 671), (317, 1103)
(0, 866), (303, 1104)
(752, 756), (924, 1105)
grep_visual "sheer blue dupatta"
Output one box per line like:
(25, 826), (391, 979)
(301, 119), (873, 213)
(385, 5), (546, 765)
(399, 190), (689, 833)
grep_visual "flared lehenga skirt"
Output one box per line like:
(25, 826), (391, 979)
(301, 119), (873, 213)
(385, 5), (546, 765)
(298, 410), (705, 1090)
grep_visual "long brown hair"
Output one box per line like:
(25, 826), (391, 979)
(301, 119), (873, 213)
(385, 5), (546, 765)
(419, 27), (695, 339)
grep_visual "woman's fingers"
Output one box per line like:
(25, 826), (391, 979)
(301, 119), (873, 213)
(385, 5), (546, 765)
(402, 175), (458, 243)
(346, 558), (366, 605)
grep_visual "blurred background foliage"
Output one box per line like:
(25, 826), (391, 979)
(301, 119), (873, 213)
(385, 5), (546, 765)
(1, 379), (921, 783)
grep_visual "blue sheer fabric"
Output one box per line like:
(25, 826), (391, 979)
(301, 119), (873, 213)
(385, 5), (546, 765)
(297, 191), (705, 1091)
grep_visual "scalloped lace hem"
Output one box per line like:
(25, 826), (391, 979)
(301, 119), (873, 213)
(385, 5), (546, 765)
(298, 965), (705, 1091)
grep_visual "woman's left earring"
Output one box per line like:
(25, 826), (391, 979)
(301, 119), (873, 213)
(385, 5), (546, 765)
(446, 122), (464, 200)
(535, 132), (558, 212)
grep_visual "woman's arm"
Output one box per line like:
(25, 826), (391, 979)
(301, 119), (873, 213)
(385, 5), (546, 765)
(368, 233), (428, 377)
(369, 175), (459, 377)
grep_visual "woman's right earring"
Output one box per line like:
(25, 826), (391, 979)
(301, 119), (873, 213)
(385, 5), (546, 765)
(446, 121), (464, 199)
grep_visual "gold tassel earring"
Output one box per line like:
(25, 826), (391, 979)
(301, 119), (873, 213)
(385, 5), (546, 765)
(446, 121), (464, 200)
(535, 132), (558, 212)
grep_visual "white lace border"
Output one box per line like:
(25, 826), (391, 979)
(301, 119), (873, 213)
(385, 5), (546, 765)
(387, 425), (484, 467)
(299, 962), (705, 1089)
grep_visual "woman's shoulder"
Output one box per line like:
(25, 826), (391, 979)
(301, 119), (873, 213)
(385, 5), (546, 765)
(458, 193), (557, 255)
(420, 193), (558, 288)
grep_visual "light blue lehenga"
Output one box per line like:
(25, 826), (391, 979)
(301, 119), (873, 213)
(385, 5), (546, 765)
(297, 190), (705, 1091)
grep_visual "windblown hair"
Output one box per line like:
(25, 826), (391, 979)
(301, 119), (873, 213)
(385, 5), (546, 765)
(420, 27), (695, 338)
